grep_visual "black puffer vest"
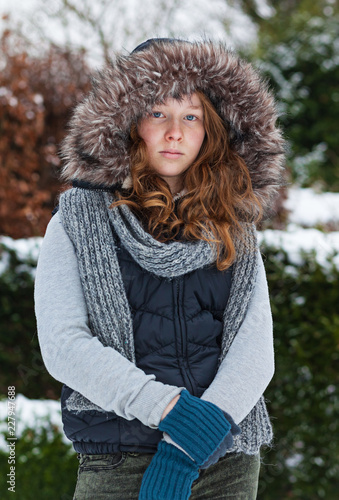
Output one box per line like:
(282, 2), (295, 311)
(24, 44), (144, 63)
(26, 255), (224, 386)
(61, 209), (233, 454)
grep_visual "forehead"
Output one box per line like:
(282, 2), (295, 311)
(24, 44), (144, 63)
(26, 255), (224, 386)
(154, 93), (203, 109)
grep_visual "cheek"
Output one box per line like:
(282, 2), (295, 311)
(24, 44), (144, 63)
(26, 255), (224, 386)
(194, 129), (206, 153)
(136, 121), (147, 141)
(137, 123), (158, 150)
(136, 124), (152, 158)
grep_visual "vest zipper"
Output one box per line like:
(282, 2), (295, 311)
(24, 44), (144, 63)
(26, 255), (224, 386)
(175, 277), (195, 394)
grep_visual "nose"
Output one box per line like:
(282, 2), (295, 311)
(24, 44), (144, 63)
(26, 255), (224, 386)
(165, 119), (183, 142)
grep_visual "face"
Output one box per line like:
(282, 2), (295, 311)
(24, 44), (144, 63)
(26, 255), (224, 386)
(137, 93), (205, 193)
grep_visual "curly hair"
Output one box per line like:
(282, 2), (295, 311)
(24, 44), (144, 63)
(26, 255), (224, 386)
(110, 90), (262, 270)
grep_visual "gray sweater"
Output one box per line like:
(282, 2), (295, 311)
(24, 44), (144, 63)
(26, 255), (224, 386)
(34, 212), (274, 429)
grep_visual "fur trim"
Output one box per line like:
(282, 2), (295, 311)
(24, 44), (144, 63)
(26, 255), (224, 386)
(60, 40), (285, 217)
(121, 173), (133, 190)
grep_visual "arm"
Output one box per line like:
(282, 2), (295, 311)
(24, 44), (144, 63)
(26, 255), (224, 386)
(34, 212), (184, 429)
(200, 250), (274, 424)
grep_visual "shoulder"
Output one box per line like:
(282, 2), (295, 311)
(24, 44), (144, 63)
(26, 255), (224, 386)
(58, 187), (111, 232)
(41, 212), (74, 254)
(58, 186), (115, 213)
(35, 212), (80, 286)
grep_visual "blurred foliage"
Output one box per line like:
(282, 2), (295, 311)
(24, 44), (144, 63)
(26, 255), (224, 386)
(0, 424), (77, 500)
(0, 241), (62, 399)
(234, 0), (338, 42)
(0, 28), (91, 238)
(235, 0), (339, 190)
(259, 246), (339, 499)
(1, 243), (339, 498)
(257, 14), (339, 190)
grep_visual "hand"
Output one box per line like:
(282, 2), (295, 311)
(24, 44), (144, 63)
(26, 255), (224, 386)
(158, 390), (231, 466)
(200, 409), (241, 469)
(162, 409), (241, 470)
(161, 394), (181, 421)
(138, 441), (199, 500)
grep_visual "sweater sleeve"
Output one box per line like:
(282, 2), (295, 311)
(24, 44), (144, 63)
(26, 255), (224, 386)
(34, 212), (184, 429)
(200, 251), (274, 424)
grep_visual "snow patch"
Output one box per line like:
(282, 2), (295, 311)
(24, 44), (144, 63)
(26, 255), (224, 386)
(285, 187), (339, 226)
(0, 236), (42, 275)
(259, 225), (339, 269)
(0, 394), (72, 452)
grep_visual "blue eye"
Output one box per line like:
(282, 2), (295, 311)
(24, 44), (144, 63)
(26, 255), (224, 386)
(151, 112), (163, 118)
(185, 115), (197, 121)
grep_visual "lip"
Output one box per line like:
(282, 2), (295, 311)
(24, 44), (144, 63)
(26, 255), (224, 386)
(159, 150), (184, 159)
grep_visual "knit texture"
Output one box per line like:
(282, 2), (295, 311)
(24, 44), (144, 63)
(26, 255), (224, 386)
(199, 410), (240, 469)
(58, 187), (273, 455)
(105, 192), (218, 278)
(159, 390), (231, 465)
(138, 441), (199, 500)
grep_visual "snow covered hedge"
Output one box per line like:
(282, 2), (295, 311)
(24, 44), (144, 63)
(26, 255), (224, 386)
(0, 396), (76, 499)
(0, 237), (63, 401)
(258, 246), (339, 499)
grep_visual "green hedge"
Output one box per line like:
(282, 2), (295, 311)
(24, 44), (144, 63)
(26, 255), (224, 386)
(0, 242), (62, 399)
(1, 240), (338, 498)
(0, 424), (77, 500)
(259, 248), (339, 499)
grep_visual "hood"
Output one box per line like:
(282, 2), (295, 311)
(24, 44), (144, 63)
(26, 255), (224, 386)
(60, 39), (285, 215)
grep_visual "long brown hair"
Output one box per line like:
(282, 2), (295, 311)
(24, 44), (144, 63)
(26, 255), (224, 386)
(110, 90), (262, 271)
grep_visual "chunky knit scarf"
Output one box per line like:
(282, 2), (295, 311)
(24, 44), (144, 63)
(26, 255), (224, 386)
(58, 187), (273, 454)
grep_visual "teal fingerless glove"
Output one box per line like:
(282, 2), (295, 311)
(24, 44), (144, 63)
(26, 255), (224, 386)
(158, 390), (231, 466)
(138, 441), (199, 500)
(200, 411), (241, 469)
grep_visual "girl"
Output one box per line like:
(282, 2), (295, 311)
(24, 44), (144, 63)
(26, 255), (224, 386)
(35, 38), (285, 499)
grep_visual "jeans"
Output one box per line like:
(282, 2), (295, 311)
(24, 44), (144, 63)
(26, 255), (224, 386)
(73, 450), (260, 499)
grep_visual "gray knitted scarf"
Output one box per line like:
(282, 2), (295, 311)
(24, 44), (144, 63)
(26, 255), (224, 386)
(58, 187), (273, 454)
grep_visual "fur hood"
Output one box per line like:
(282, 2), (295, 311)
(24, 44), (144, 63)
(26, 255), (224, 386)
(60, 39), (285, 215)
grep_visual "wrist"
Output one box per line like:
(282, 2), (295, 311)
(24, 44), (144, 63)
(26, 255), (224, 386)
(161, 394), (181, 421)
(158, 390), (232, 466)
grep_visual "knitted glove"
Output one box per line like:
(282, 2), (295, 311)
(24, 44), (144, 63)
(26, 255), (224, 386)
(138, 441), (199, 500)
(200, 411), (241, 469)
(158, 390), (231, 466)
